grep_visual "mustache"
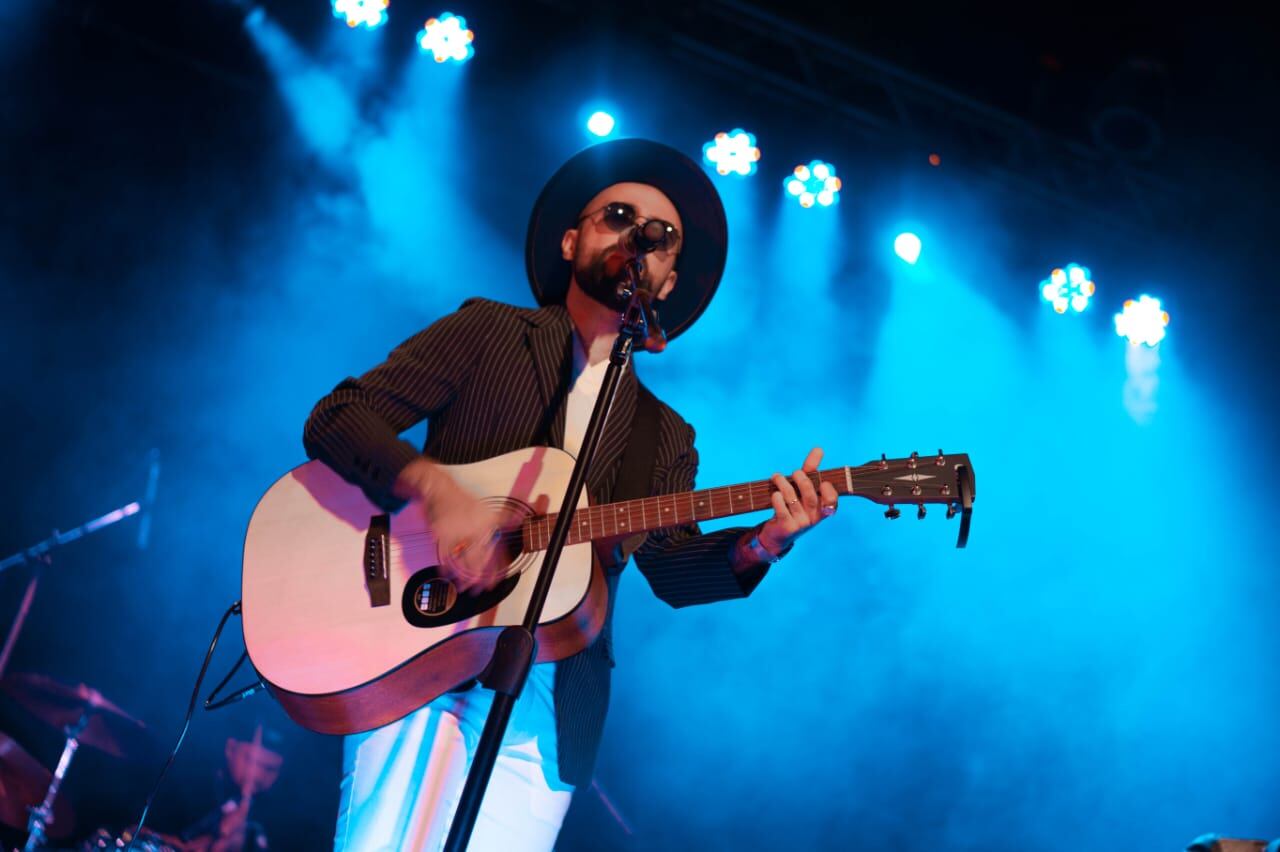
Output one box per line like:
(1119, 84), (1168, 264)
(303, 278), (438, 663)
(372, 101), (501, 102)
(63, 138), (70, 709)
(583, 245), (647, 288)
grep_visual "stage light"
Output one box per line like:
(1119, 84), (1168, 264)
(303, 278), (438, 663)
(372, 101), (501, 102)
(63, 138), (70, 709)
(702, 129), (761, 176)
(1040, 263), (1096, 314)
(1115, 295), (1170, 347)
(894, 232), (922, 265)
(418, 12), (474, 63)
(928, 153), (941, 167)
(332, 0), (388, 29)
(586, 111), (616, 138)
(784, 160), (841, 208)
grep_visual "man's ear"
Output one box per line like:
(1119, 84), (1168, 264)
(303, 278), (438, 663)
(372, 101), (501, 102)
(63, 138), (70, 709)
(561, 228), (578, 262)
(656, 269), (677, 301)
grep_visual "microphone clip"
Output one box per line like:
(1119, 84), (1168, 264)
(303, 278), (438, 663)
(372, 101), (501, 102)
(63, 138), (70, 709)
(616, 259), (667, 354)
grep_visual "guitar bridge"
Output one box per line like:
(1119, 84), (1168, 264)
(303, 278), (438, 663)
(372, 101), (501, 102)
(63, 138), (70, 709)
(364, 514), (391, 607)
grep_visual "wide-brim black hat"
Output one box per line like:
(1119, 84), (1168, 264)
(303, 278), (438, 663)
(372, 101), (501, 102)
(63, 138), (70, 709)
(525, 138), (728, 343)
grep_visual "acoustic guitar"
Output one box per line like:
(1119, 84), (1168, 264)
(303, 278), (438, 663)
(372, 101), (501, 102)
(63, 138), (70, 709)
(241, 447), (974, 734)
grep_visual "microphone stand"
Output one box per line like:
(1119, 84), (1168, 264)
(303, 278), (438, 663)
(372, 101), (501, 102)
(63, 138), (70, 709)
(0, 449), (158, 677)
(443, 263), (660, 851)
(0, 506), (142, 678)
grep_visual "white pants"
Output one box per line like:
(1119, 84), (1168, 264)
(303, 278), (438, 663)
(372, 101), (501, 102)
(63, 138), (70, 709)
(334, 663), (574, 852)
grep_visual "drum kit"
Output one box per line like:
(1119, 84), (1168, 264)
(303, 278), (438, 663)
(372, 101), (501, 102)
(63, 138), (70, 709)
(0, 453), (279, 851)
(0, 672), (152, 850)
(0, 672), (282, 852)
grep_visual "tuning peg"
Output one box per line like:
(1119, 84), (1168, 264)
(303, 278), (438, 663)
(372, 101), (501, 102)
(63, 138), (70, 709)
(917, 504), (927, 520)
(879, 453), (888, 471)
(936, 449), (946, 466)
(908, 451), (918, 469)
(946, 503), (958, 519)
(884, 505), (901, 520)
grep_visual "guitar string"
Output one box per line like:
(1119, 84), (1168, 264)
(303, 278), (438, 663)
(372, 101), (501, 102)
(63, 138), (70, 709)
(385, 464), (891, 548)
(385, 472), (848, 552)
(383, 465), (954, 550)
(384, 466), (955, 555)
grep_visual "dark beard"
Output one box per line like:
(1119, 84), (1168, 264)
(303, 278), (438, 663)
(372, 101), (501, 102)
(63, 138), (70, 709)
(573, 249), (631, 311)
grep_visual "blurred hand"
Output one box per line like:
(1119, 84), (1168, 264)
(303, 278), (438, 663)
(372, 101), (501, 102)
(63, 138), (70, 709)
(395, 458), (506, 594)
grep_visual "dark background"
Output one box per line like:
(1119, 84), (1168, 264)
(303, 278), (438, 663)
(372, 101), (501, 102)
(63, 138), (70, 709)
(3, 2), (1278, 849)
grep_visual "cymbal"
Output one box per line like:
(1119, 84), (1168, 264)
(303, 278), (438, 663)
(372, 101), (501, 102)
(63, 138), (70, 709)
(0, 673), (149, 759)
(0, 732), (73, 837)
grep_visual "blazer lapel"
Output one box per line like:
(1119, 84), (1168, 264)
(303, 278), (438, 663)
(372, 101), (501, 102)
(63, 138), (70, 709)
(524, 303), (639, 503)
(526, 307), (575, 448)
(586, 364), (637, 505)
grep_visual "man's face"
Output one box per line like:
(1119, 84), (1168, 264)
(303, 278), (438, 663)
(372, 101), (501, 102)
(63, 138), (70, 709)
(561, 181), (682, 311)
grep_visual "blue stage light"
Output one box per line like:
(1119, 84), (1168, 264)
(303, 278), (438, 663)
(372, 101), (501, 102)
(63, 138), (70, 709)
(703, 129), (761, 177)
(418, 12), (474, 63)
(332, 0), (388, 29)
(894, 232), (922, 265)
(1115, 295), (1170, 347)
(1040, 263), (1096, 314)
(784, 160), (841, 208)
(586, 111), (616, 138)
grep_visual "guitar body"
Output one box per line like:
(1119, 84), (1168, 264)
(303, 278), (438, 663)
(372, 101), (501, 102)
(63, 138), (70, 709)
(241, 447), (606, 736)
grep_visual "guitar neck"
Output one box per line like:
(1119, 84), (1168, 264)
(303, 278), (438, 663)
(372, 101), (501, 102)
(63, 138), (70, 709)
(523, 467), (853, 550)
(521, 451), (974, 551)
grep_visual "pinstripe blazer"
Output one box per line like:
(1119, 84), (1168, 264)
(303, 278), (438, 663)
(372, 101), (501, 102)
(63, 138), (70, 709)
(302, 297), (767, 785)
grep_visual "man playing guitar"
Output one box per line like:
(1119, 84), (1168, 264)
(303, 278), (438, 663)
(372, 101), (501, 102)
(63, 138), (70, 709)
(301, 139), (839, 850)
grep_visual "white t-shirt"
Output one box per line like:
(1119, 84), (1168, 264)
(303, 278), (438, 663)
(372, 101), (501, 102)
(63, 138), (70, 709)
(562, 334), (622, 459)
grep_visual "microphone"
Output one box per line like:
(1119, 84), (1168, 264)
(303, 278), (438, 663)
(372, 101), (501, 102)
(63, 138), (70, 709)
(620, 220), (671, 255)
(137, 448), (161, 550)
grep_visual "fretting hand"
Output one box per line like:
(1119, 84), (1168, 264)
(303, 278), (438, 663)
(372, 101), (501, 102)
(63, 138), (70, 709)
(757, 446), (840, 556)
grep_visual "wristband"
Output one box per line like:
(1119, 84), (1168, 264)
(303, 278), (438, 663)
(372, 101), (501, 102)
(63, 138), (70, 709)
(747, 531), (782, 564)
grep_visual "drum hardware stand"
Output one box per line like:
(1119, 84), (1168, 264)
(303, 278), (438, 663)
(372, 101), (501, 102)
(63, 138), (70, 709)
(22, 712), (88, 852)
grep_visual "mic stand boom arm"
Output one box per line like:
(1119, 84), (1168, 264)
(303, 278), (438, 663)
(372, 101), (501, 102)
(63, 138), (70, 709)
(0, 467), (155, 679)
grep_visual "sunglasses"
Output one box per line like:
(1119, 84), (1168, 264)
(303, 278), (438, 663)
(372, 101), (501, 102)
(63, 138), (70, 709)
(577, 201), (682, 254)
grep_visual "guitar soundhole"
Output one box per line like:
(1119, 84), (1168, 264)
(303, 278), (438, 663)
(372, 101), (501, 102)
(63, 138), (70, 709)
(401, 567), (521, 628)
(400, 496), (532, 628)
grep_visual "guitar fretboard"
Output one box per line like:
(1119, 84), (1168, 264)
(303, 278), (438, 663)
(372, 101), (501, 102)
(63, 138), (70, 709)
(522, 468), (856, 551)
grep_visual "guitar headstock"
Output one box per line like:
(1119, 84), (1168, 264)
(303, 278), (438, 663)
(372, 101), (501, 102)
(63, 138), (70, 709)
(845, 451), (976, 547)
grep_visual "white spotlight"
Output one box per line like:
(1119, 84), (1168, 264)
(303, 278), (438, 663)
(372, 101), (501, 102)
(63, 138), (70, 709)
(894, 232), (922, 265)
